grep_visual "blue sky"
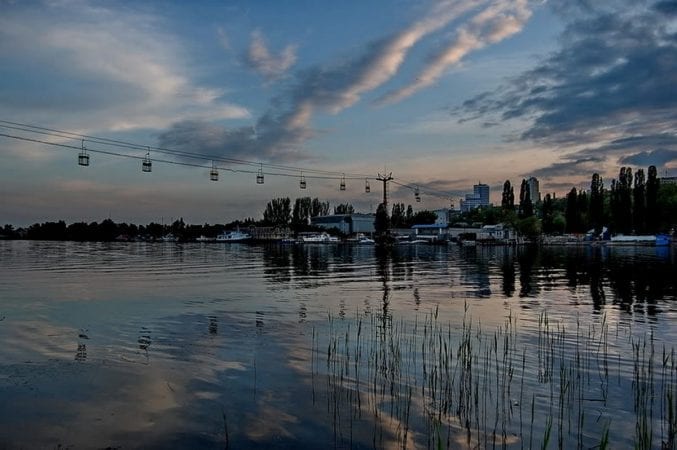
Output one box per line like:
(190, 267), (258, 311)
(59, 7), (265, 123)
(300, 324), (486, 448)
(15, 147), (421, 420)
(1, 0), (675, 225)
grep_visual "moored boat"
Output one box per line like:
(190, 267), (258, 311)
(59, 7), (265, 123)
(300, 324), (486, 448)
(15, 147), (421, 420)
(216, 230), (252, 242)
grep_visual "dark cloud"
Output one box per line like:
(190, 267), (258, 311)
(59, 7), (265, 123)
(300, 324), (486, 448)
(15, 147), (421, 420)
(157, 118), (311, 164)
(653, 1), (677, 15)
(458, 0), (677, 172)
(528, 156), (604, 179)
(619, 149), (677, 166)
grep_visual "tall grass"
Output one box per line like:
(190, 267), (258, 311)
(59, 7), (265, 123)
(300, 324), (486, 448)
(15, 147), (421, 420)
(313, 307), (677, 449)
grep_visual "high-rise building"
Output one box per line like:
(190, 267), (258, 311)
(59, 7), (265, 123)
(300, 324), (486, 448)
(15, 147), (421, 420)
(474, 183), (490, 205)
(527, 177), (540, 203)
(460, 183), (490, 212)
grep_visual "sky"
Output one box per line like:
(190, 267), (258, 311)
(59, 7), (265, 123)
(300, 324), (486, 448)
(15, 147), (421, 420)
(1, 0), (676, 226)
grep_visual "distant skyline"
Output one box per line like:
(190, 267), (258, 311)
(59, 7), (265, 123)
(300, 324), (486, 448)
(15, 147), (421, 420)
(1, 0), (675, 226)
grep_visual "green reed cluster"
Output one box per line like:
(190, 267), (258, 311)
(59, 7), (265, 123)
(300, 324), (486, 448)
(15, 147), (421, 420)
(311, 306), (677, 449)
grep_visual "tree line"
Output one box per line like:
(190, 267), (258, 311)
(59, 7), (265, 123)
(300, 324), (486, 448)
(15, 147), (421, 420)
(456, 165), (677, 237)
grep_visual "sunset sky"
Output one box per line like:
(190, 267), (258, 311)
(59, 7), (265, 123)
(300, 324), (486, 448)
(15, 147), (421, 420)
(1, 0), (675, 225)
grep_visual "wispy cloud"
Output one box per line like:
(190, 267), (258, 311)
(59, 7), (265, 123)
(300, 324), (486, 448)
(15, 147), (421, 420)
(377, 0), (532, 105)
(161, 1), (479, 163)
(458, 0), (677, 179)
(0, 2), (249, 134)
(244, 29), (297, 81)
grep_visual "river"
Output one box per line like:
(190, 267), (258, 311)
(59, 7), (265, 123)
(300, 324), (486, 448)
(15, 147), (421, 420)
(0, 241), (675, 448)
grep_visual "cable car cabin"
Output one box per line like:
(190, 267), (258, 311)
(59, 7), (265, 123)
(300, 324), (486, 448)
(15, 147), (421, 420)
(78, 151), (89, 166)
(210, 168), (219, 181)
(78, 139), (89, 166)
(340, 174), (346, 191)
(365, 179), (370, 193)
(300, 175), (307, 189)
(256, 167), (264, 184)
(142, 155), (152, 172)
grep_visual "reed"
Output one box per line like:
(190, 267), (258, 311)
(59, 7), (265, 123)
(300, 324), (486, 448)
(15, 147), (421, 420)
(313, 307), (676, 449)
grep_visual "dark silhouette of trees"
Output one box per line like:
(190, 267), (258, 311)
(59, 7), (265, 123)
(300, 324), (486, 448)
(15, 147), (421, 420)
(577, 190), (588, 231)
(565, 188), (579, 233)
(409, 210), (438, 225)
(657, 182), (677, 231)
(518, 179), (533, 218)
(613, 167), (633, 234)
(391, 203), (406, 228)
(589, 173), (604, 233)
(263, 197), (291, 226)
(374, 203), (390, 236)
(646, 165), (660, 233)
(501, 180), (515, 211)
(334, 203), (354, 214)
(310, 198), (330, 218)
(633, 169), (646, 233)
(541, 193), (555, 233)
(292, 197), (312, 230)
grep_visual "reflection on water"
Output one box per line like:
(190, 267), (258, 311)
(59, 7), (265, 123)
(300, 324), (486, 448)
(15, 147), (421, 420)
(0, 241), (675, 448)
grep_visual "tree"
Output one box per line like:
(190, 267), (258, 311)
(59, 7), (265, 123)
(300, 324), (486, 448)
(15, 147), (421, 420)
(565, 187), (579, 233)
(519, 179), (533, 218)
(646, 165), (660, 233)
(501, 180), (515, 211)
(263, 197), (291, 226)
(292, 197), (312, 230)
(515, 216), (541, 241)
(334, 203), (354, 215)
(617, 167), (633, 233)
(589, 173), (604, 233)
(541, 193), (555, 233)
(374, 203), (390, 236)
(657, 182), (677, 231)
(410, 210), (437, 225)
(633, 169), (646, 233)
(577, 190), (588, 231)
(391, 203), (406, 228)
(311, 198), (330, 217)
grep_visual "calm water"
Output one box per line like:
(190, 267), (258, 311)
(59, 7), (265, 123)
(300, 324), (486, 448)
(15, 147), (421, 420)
(0, 241), (675, 449)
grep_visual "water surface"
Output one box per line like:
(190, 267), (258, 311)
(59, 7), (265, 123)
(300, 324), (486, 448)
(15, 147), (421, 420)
(0, 241), (675, 448)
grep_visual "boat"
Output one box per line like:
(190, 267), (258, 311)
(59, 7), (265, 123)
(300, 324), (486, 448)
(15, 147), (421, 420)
(347, 233), (375, 244)
(195, 235), (214, 242)
(216, 230), (252, 242)
(608, 235), (665, 246)
(298, 232), (337, 243)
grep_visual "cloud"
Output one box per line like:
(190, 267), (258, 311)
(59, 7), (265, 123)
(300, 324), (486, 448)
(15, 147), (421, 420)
(458, 0), (677, 177)
(283, 0), (479, 117)
(157, 119), (310, 163)
(528, 156), (604, 179)
(162, 1), (477, 163)
(0, 2), (249, 134)
(619, 149), (677, 167)
(244, 29), (297, 81)
(377, 0), (532, 105)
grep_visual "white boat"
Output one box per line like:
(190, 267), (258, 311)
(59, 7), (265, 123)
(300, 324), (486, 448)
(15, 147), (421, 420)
(195, 235), (214, 242)
(607, 234), (672, 246)
(298, 232), (337, 243)
(216, 230), (252, 242)
(355, 233), (375, 244)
